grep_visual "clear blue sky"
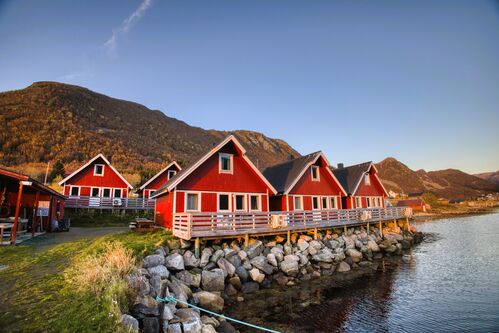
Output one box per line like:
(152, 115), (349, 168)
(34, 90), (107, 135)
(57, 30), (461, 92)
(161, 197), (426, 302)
(1, 0), (498, 174)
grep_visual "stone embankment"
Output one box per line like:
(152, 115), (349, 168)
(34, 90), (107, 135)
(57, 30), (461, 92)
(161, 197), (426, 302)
(123, 224), (422, 333)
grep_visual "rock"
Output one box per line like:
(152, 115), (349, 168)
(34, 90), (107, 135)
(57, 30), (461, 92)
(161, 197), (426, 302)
(283, 254), (299, 262)
(275, 235), (285, 243)
(167, 323), (182, 333)
(176, 270), (201, 288)
(176, 308), (201, 321)
(165, 253), (185, 271)
(308, 246), (318, 255)
(367, 240), (380, 252)
(217, 321), (238, 333)
(309, 240), (322, 250)
(154, 247), (167, 256)
(132, 295), (159, 318)
(337, 261), (351, 272)
(385, 245), (397, 253)
(211, 249), (225, 263)
(167, 239), (181, 250)
(249, 268), (265, 283)
(201, 315), (220, 328)
(228, 276), (242, 289)
(235, 266), (249, 282)
(342, 235), (355, 249)
(284, 244), (293, 255)
(297, 238), (310, 251)
(142, 317), (160, 333)
(162, 303), (176, 321)
(217, 258), (236, 276)
(143, 254), (165, 268)
(299, 235), (313, 242)
(148, 265), (170, 279)
(250, 256), (275, 275)
(203, 262), (217, 271)
(280, 258), (299, 276)
(325, 240), (340, 250)
(200, 248), (212, 267)
(273, 272), (289, 285)
(149, 275), (161, 297)
(385, 232), (404, 243)
(241, 282), (259, 293)
(121, 314), (139, 332)
(225, 252), (242, 268)
(201, 269), (225, 292)
(193, 291), (225, 312)
(225, 283), (238, 296)
(127, 273), (150, 296)
(312, 248), (334, 263)
(345, 248), (363, 263)
(242, 259), (253, 270)
(245, 240), (264, 259)
(401, 240), (411, 250)
(184, 251), (200, 268)
(267, 253), (278, 267)
(202, 324), (217, 333)
(180, 239), (192, 249)
(402, 254), (412, 262)
(181, 316), (203, 333)
(237, 250), (248, 261)
(270, 247), (284, 262)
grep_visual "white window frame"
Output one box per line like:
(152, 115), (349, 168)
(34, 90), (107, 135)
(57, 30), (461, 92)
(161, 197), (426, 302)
(219, 153), (233, 174)
(185, 192), (201, 212)
(148, 189), (155, 197)
(293, 195), (303, 211)
(330, 196), (338, 209)
(311, 165), (320, 181)
(321, 196), (329, 210)
(94, 164), (105, 177)
(90, 187), (100, 197)
(69, 185), (80, 197)
(312, 196), (320, 210)
(234, 194), (246, 212)
(364, 173), (370, 185)
(167, 170), (177, 180)
(355, 196), (362, 208)
(102, 187), (112, 198)
(217, 193), (232, 212)
(249, 194), (261, 212)
(113, 188), (123, 198)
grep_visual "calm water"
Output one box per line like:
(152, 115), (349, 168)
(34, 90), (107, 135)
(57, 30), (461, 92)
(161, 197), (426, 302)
(226, 212), (499, 332)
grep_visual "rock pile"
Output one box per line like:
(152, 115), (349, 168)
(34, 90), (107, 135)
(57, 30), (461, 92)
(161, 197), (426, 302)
(123, 225), (420, 332)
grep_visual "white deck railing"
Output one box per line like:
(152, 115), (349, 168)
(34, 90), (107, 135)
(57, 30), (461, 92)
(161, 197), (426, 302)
(173, 206), (410, 240)
(65, 196), (155, 210)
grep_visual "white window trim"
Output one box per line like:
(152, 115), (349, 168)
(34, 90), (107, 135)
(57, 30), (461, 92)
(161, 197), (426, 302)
(293, 195), (303, 211)
(311, 165), (320, 181)
(234, 194), (247, 212)
(249, 194), (261, 212)
(355, 196), (362, 208)
(330, 196), (338, 209)
(219, 153), (234, 174)
(90, 187), (101, 197)
(113, 188), (123, 198)
(94, 164), (105, 177)
(69, 185), (81, 197)
(364, 173), (370, 185)
(312, 196), (320, 210)
(217, 193), (232, 212)
(167, 170), (177, 180)
(321, 196), (329, 210)
(101, 187), (112, 198)
(148, 189), (155, 197)
(185, 191), (201, 212)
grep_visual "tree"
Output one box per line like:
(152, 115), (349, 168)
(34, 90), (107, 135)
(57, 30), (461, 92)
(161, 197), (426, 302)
(49, 160), (65, 182)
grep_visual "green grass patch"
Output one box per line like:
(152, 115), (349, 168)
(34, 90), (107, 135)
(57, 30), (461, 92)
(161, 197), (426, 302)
(0, 229), (173, 332)
(67, 211), (153, 228)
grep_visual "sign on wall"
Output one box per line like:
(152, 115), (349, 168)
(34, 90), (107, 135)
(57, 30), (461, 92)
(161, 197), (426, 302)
(37, 201), (50, 217)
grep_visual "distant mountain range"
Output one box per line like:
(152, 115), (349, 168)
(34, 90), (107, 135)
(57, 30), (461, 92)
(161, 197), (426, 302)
(474, 171), (499, 187)
(0, 81), (497, 199)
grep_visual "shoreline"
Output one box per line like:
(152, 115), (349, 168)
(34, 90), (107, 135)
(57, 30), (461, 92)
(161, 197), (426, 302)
(412, 206), (498, 222)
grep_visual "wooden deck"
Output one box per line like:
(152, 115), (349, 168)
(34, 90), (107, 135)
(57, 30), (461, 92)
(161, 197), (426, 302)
(65, 196), (155, 210)
(172, 206), (411, 240)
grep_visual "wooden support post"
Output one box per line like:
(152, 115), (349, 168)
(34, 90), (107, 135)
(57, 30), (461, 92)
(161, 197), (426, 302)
(378, 221), (383, 237)
(194, 238), (200, 258)
(287, 230), (291, 245)
(11, 181), (24, 245)
(244, 234), (249, 247)
(367, 222), (370, 235)
(32, 191), (40, 237)
(405, 217), (410, 231)
(343, 225), (347, 234)
(314, 228), (318, 240)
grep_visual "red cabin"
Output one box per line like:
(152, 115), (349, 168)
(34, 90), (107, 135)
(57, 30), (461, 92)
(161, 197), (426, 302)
(138, 162), (181, 199)
(263, 152), (347, 212)
(152, 135), (277, 229)
(332, 162), (389, 209)
(59, 153), (133, 201)
(397, 199), (428, 212)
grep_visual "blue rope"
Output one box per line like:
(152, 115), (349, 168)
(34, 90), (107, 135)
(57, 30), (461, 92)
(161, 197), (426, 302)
(156, 293), (281, 333)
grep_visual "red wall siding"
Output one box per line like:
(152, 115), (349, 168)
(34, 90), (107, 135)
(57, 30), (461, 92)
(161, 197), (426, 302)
(355, 171), (386, 197)
(289, 158), (344, 197)
(155, 193), (173, 228)
(64, 157), (129, 189)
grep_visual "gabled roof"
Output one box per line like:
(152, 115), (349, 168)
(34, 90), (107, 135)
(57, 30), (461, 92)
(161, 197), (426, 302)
(139, 161), (181, 190)
(150, 135), (277, 198)
(0, 167), (66, 199)
(263, 152), (346, 195)
(58, 153), (133, 189)
(331, 161), (388, 196)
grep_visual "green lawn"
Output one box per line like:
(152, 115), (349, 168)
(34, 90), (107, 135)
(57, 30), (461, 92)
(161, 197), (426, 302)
(67, 211), (154, 228)
(0, 230), (173, 333)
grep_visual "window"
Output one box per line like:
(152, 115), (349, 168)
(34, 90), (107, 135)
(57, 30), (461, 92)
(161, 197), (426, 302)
(311, 166), (320, 181)
(186, 193), (200, 211)
(366, 197), (372, 208)
(102, 188), (111, 198)
(219, 153), (233, 173)
(312, 196), (320, 210)
(168, 170), (176, 180)
(355, 197), (362, 208)
(114, 189), (122, 198)
(218, 194), (230, 211)
(364, 173), (370, 185)
(149, 190), (155, 197)
(321, 197), (329, 209)
(91, 187), (100, 197)
(235, 194), (245, 211)
(293, 196), (303, 211)
(94, 164), (104, 176)
(330, 197), (338, 209)
(70, 186), (80, 196)
(250, 195), (260, 211)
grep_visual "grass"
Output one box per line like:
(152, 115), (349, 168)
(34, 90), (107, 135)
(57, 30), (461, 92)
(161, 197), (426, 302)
(67, 211), (154, 228)
(0, 229), (173, 333)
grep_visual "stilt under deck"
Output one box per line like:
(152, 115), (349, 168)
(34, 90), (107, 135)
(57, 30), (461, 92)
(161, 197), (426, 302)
(172, 207), (411, 241)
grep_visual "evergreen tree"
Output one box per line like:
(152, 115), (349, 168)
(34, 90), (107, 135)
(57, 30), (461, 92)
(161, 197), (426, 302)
(49, 160), (65, 182)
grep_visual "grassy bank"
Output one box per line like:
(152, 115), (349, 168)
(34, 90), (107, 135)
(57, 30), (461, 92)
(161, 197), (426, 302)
(0, 230), (172, 332)
(414, 200), (499, 219)
(67, 210), (154, 228)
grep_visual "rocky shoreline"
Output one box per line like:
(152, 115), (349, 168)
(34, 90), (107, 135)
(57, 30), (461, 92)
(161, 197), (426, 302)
(123, 224), (422, 333)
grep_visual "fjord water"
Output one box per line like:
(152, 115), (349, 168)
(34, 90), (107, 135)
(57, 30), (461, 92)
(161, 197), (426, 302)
(227, 212), (499, 332)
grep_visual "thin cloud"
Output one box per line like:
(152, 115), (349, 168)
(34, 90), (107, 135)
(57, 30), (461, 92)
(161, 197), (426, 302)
(104, 0), (155, 54)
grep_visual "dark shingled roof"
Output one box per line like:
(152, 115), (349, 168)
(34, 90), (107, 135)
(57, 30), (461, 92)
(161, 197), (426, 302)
(262, 152), (322, 194)
(331, 161), (373, 195)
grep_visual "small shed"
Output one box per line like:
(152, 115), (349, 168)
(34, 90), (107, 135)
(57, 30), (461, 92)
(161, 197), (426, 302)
(0, 167), (66, 244)
(396, 199), (428, 212)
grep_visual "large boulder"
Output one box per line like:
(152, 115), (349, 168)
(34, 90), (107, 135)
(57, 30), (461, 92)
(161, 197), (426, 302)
(199, 248), (212, 267)
(337, 261), (351, 272)
(245, 240), (264, 259)
(270, 247), (284, 262)
(384, 232), (403, 243)
(193, 291), (225, 312)
(267, 253), (278, 267)
(162, 303), (176, 321)
(342, 235), (355, 249)
(201, 269), (225, 292)
(210, 249), (225, 263)
(249, 268), (265, 283)
(142, 317), (160, 333)
(121, 314), (139, 332)
(217, 258), (236, 276)
(165, 253), (185, 271)
(148, 265), (170, 279)
(183, 251), (200, 268)
(143, 254), (165, 268)
(201, 324), (217, 333)
(250, 256), (275, 275)
(166, 323), (182, 333)
(367, 240), (380, 252)
(345, 248), (363, 263)
(126, 273), (150, 296)
(312, 248), (334, 263)
(175, 270), (201, 288)
(177, 309), (202, 333)
(235, 266), (249, 282)
(280, 258), (299, 276)
(131, 295), (159, 318)
(225, 252), (242, 268)
(297, 238), (309, 251)
(217, 321), (238, 333)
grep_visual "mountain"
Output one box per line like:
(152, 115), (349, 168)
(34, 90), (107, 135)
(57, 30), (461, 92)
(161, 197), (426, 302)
(376, 158), (499, 199)
(474, 171), (499, 187)
(0, 82), (300, 181)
